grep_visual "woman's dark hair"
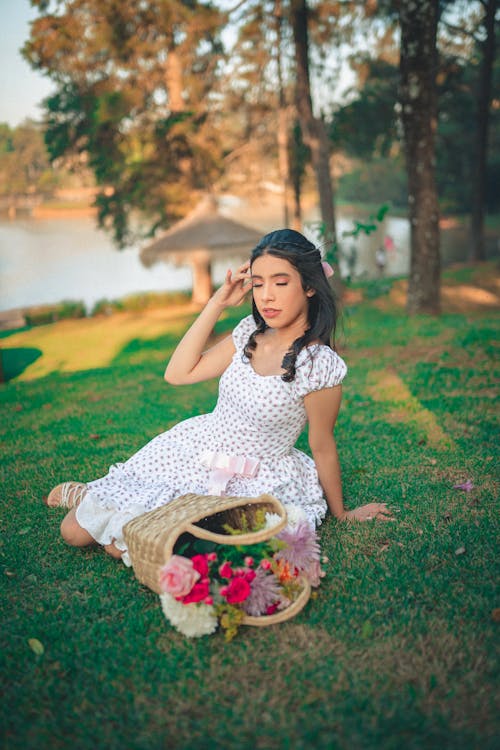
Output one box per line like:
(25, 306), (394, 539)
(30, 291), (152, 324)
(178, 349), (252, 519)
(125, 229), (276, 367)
(243, 228), (338, 382)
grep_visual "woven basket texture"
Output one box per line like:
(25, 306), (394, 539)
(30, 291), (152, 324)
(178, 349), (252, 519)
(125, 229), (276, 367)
(123, 492), (311, 626)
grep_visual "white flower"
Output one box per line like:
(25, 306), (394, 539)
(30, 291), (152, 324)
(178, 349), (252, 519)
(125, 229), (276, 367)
(264, 512), (282, 530)
(265, 504), (309, 532)
(159, 593), (218, 637)
(283, 504), (309, 528)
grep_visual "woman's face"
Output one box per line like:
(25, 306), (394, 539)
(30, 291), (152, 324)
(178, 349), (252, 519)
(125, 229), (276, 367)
(250, 253), (314, 330)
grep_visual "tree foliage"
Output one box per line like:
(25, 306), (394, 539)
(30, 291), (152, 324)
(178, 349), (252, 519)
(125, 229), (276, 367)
(330, 0), (499, 220)
(24, 0), (227, 245)
(330, 58), (400, 161)
(0, 120), (59, 196)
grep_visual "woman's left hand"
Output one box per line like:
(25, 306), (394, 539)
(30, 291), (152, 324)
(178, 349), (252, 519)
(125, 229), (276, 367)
(343, 502), (394, 522)
(212, 262), (252, 309)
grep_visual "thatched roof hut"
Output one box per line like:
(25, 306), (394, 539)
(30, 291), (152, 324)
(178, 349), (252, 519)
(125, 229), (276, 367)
(140, 195), (262, 304)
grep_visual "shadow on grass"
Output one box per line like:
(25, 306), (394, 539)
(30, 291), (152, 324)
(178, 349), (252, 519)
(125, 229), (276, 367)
(110, 332), (182, 367)
(1, 346), (42, 381)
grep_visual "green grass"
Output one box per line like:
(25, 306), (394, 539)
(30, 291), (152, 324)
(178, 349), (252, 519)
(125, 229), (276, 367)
(1, 279), (499, 750)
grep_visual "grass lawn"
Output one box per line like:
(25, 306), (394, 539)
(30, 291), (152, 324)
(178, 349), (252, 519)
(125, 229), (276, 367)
(1, 265), (498, 750)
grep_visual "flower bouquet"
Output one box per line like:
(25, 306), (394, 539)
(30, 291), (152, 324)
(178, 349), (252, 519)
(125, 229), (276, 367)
(158, 505), (325, 640)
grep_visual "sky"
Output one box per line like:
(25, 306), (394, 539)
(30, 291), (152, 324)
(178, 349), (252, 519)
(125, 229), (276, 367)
(0, 0), (54, 126)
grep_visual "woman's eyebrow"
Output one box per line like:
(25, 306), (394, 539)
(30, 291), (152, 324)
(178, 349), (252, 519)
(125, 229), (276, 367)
(251, 272), (291, 279)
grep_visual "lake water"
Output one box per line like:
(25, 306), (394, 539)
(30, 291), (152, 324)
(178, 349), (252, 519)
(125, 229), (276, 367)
(0, 211), (495, 314)
(0, 217), (236, 314)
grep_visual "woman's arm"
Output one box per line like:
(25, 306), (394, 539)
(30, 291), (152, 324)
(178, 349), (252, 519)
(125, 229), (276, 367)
(164, 262), (251, 385)
(305, 386), (392, 522)
(305, 386), (346, 519)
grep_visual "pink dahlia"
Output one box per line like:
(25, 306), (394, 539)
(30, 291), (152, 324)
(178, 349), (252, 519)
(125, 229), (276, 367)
(223, 576), (251, 604)
(219, 561), (233, 579)
(182, 579), (210, 604)
(276, 520), (321, 572)
(191, 554), (209, 577)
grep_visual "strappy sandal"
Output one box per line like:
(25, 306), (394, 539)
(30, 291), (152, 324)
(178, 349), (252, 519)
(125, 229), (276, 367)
(45, 482), (87, 509)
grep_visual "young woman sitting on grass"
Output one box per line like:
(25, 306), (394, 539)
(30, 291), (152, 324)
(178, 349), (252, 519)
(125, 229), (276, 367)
(46, 228), (392, 564)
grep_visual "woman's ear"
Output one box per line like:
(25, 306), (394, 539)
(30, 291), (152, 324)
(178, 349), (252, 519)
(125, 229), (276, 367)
(306, 288), (316, 298)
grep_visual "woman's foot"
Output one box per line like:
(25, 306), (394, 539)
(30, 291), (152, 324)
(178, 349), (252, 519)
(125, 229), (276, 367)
(45, 482), (87, 509)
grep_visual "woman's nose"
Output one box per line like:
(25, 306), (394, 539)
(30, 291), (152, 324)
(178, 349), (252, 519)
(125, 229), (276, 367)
(261, 284), (275, 301)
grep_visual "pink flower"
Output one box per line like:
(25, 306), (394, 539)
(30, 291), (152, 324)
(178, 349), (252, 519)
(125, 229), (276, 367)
(384, 235), (395, 252)
(302, 559), (326, 587)
(182, 579), (210, 604)
(277, 521), (321, 571)
(321, 261), (334, 278)
(453, 480), (474, 492)
(219, 562), (233, 579)
(242, 567), (282, 617)
(159, 555), (200, 598)
(266, 603), (279, 615)
(191, 554), (209, 577)
(207, 552), (217, 562)
(245, 570), (256, 583)
(244, 556), (254, 568)
(205, 596), (214, 605)
(223, 577), (251, 604)
(260, 559), (272, 571)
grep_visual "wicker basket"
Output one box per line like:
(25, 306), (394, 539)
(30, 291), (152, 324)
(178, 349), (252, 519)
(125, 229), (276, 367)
(123, 492), (311, 627)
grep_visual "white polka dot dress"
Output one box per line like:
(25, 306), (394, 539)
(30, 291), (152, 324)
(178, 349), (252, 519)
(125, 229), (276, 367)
(76, 315), (347, 562)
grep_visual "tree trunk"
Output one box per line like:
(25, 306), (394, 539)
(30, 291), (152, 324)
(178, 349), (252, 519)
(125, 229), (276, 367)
(290, 0), (337, 247)
(399, 0), (441, 315)
(275, 0), (291, 227)
(166, 48), (185, 113)
(190, 251), (213, 305)
(469, 0), (497, 261)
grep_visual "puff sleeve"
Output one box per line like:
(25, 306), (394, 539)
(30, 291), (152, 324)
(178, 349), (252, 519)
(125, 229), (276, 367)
(231, 315), (256, 351)
(294, 346), (347, 399)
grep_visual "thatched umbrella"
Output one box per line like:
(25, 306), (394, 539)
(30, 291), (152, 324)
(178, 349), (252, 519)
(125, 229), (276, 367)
(140, 195), (263, 304)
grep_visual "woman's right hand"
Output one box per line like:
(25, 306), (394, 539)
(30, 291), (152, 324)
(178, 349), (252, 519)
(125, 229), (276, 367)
(211, 261), (252, 309)
(343, 502), (394, 522)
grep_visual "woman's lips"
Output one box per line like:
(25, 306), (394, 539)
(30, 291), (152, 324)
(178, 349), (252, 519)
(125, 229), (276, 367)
(262, 308), (280, 318)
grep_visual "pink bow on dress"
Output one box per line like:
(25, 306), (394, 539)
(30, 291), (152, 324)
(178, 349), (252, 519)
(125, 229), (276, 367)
(200, 451), (260, 496)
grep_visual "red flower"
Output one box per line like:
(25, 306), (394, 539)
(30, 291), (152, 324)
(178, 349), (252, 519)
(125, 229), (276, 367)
(245, 569), (256, 583)
(191, 554), (209, 577)
(266, 603), (279, 615)
(223, 576), (251, 604)
(219, 562), (233, 579)
(182, 579), (210, 604)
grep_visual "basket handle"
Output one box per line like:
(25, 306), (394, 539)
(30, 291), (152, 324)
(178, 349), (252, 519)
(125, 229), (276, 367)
(185, 494), (288, 546)
(242, 577), (312, 627)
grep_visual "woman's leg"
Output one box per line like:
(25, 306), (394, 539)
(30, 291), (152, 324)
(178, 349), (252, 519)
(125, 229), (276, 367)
(60, 508), (124, 560)
(60, 508), (95, 547)
(103, 542), (124, 559)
